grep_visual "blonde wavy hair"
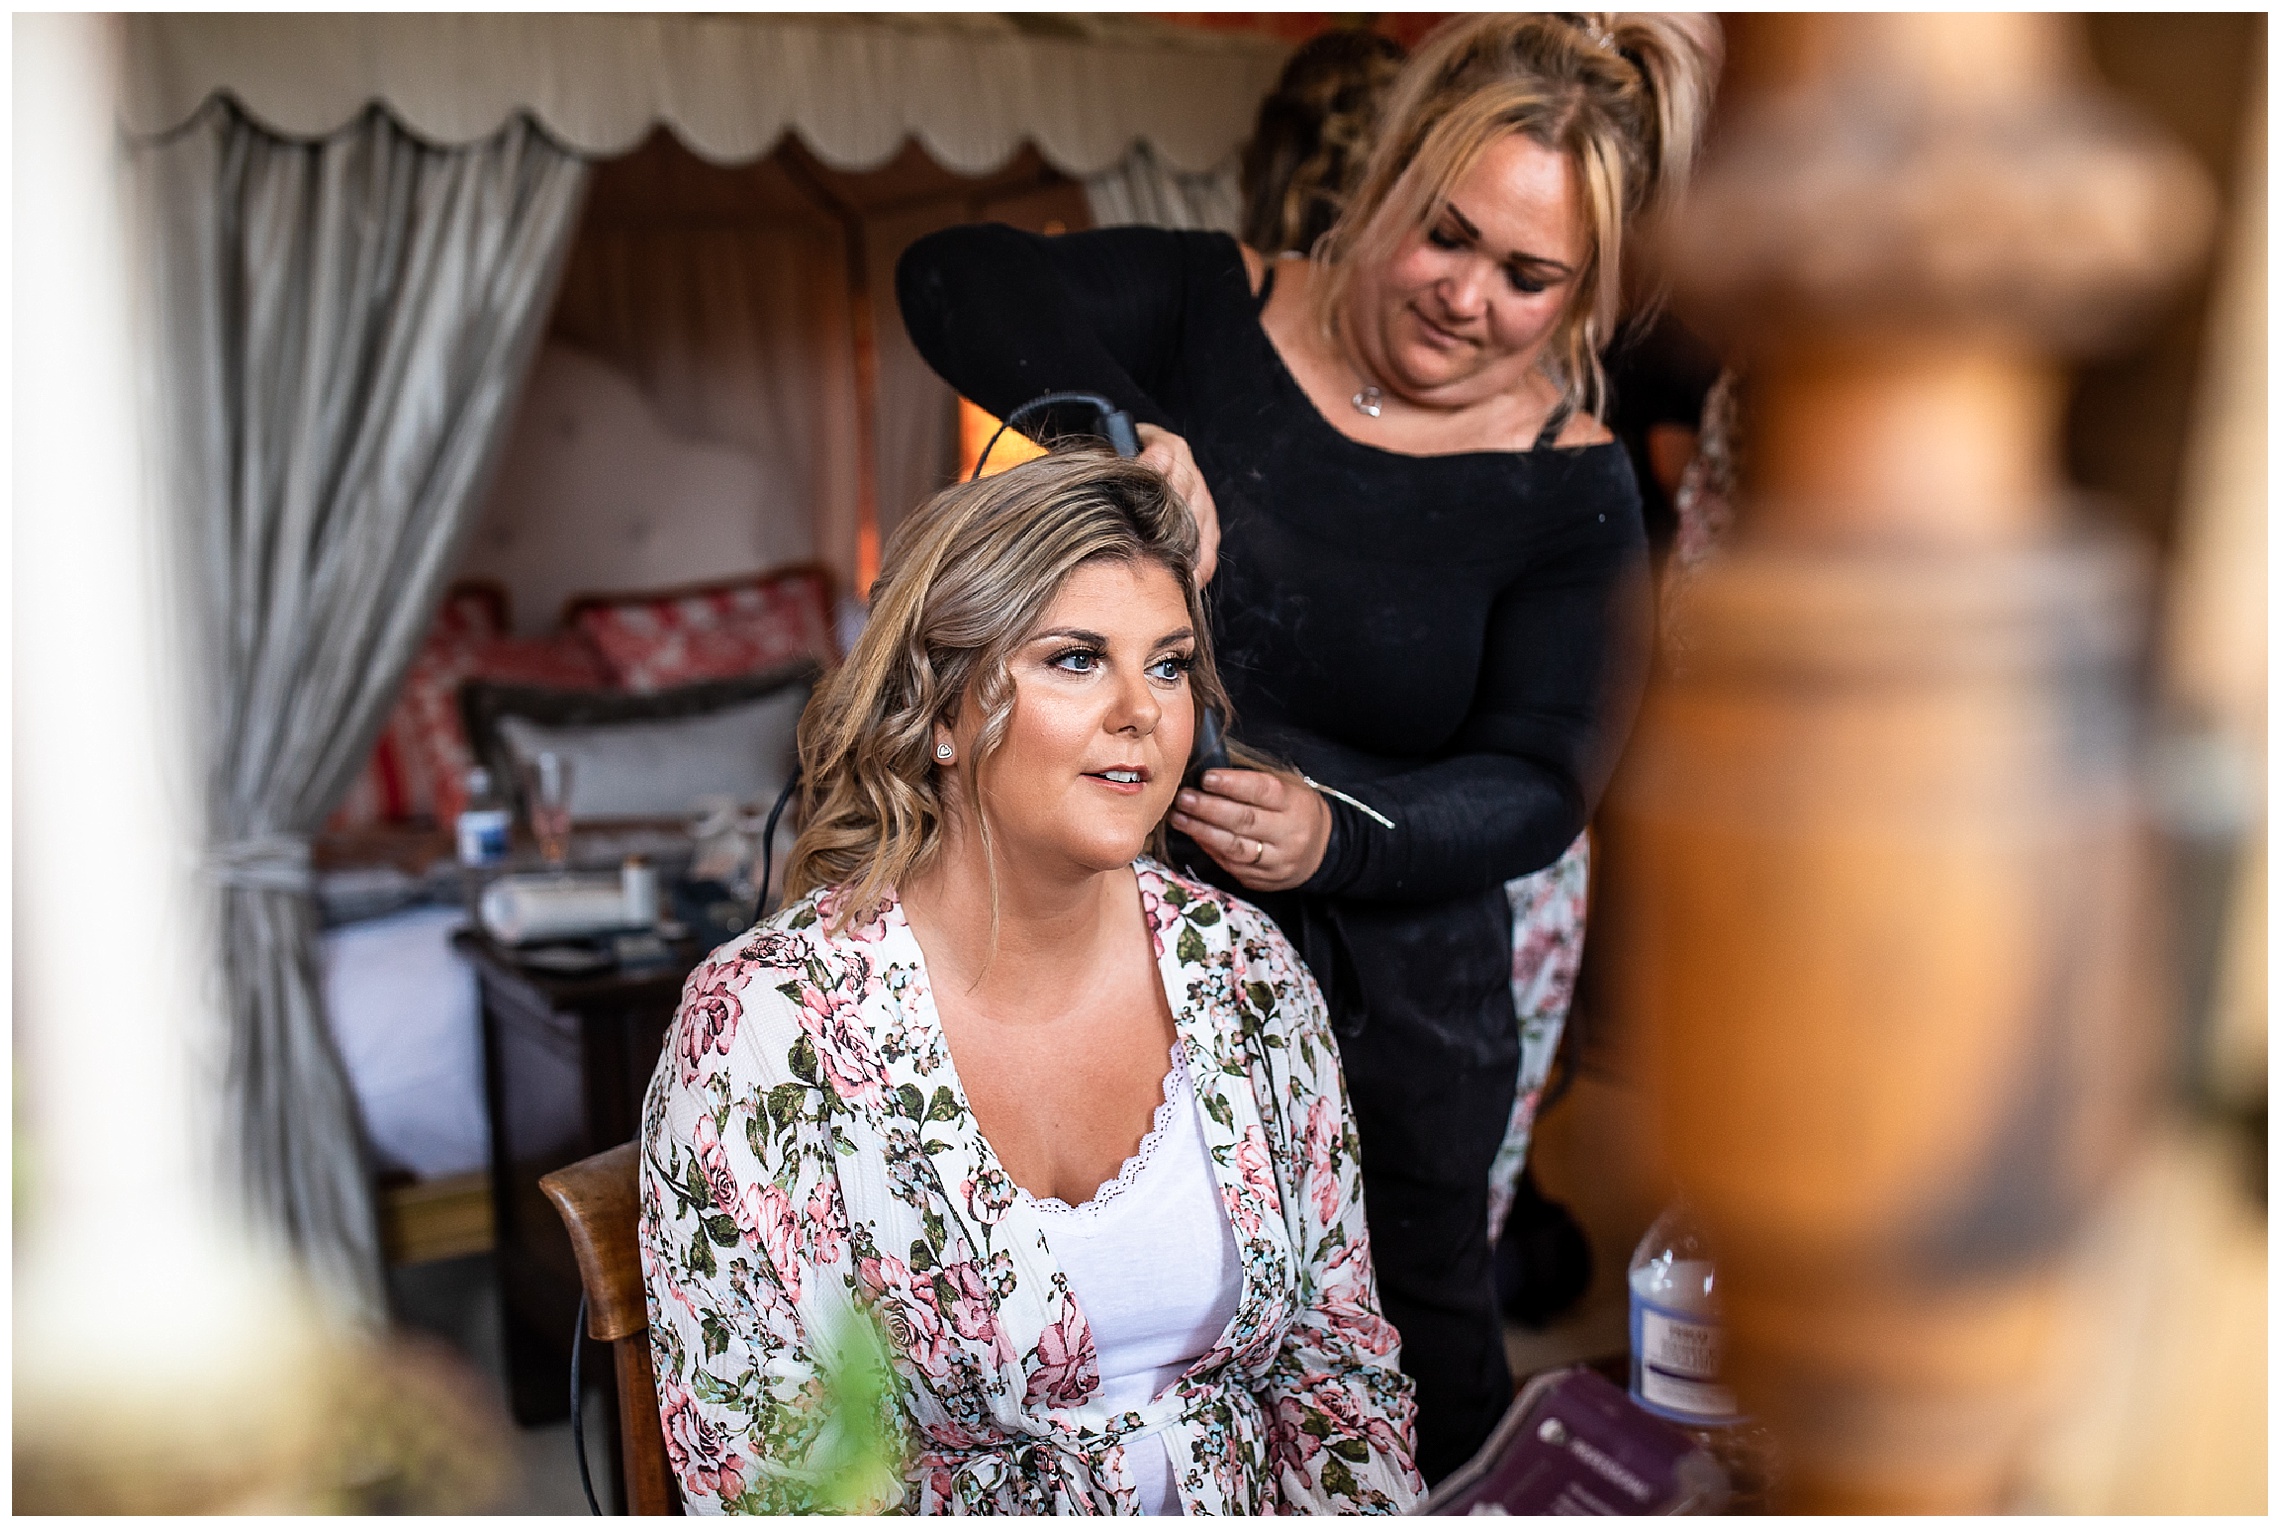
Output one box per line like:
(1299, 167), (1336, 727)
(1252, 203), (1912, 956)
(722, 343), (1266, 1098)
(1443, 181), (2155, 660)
(785, 447), (1229, 930)
(1312, 12), (1723, 420)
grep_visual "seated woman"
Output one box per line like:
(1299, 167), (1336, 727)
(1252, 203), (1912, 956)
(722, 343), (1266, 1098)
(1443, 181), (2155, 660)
(638, 449), (1423, 1515)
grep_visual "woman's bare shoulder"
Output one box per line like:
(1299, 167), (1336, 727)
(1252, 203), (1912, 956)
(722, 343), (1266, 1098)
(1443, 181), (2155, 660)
(1557, 408), (1616, 449)
(1238, 242), (1268, 295)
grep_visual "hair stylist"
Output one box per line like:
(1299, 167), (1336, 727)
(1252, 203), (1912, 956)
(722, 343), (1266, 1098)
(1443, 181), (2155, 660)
(896, 14), (1721, 1480)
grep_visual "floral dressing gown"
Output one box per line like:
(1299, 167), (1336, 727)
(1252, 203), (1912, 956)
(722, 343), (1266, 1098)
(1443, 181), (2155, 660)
(639, 859), (1424, 1514)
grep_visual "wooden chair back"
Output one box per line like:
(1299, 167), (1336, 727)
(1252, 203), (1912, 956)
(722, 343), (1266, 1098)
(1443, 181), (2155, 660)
(539, 1142), (681, 1515)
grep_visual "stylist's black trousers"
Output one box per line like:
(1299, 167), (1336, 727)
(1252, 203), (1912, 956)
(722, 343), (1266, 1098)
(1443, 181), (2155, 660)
(1268, 885), (1522, 1486)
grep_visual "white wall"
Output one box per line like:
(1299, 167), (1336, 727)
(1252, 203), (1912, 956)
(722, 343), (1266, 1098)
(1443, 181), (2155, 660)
(454, 342), (807, 632)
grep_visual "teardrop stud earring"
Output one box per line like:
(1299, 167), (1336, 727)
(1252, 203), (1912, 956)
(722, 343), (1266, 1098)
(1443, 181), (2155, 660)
(935, 742), (954, 760)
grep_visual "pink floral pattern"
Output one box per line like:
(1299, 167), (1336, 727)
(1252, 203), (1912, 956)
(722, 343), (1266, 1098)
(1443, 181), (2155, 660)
(861, 1254), (959, 1379)
(746, 1182), (804, 1299)
(639, 860), (1422, 1514)
(660, 1380), (752, 1501)
(1487, 831), (1593, 1238)
(802, 1182), (847, 1265)
(676, 965), (743, 1084)
(1023, 1295), (1101, 1410)
(791, 986), (887, 1109)
(1303, 1096), (1345, 1227)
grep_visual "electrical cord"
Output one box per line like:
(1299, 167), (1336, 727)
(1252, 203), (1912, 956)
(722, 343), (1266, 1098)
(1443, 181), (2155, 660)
(757, 766), (801, 921)
(572, 1293), (602, 1515)
(970, 390), (1139, 480)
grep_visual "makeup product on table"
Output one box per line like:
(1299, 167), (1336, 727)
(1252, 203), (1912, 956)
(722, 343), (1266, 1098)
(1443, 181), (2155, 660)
(1420, 1364), (1727, 1516)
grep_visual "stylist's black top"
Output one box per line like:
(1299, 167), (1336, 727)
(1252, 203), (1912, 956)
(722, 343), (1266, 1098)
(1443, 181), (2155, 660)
(902, 223), (1649, 1482)
(899, 223), (1649, 906)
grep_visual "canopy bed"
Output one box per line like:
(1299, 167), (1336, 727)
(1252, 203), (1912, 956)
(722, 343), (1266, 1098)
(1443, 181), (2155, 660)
(124, 11), (1286, 1323)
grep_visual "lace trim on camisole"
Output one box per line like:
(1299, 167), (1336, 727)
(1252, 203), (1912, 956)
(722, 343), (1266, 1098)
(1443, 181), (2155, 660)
(1020, 1041), (1189, 1222)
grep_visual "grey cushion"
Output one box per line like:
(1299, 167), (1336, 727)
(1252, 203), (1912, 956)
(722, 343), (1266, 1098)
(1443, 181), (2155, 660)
(460, 663), (816, 822)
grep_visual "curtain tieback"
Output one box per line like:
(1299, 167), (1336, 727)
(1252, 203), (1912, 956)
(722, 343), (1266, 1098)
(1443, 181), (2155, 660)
(203, 834), (314, 892)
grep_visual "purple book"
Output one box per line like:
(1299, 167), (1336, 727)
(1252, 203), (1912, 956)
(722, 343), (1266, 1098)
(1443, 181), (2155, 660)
(1418, 1365), (1729, 1515)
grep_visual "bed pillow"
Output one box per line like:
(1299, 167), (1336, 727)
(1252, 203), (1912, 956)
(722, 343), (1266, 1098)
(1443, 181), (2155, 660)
(461, 663), (818, 823)
(326, 583), (512, 830)
(422, 631), (616, 823)
(566, 566), (835, 693)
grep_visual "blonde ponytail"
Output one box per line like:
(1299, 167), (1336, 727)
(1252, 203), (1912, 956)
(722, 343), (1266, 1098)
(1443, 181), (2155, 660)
(1312, 13), (1723, 419)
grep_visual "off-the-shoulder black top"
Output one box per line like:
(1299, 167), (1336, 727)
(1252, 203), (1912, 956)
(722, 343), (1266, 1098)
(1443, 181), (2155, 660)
(898, 222), (1649, 887)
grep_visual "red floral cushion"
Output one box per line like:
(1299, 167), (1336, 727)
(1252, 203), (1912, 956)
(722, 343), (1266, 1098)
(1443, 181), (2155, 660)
(325, 571), (832, 832)
(326, 586), (612, 830)
(420, 632), (615, 823)
(569, 568), (835, 693)
(326, 754), (396, 834)
(326, 586), (506, 831)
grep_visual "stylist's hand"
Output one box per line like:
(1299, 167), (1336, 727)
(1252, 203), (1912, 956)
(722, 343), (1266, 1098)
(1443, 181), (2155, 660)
(1171, 768), (1329, 893)
(1136, 423), (1220, 585)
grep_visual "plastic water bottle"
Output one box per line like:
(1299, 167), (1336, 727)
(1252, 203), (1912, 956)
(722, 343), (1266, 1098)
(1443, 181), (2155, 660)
(1628, 1204), (1779, 1508)
(1628, 1203), (1733, 1423)
(456, 766), (511, 868)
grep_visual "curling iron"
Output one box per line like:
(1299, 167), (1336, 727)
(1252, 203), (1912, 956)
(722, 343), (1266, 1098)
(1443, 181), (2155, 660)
(968, 393), (1234, 790)
(966, 394), (1386, 823)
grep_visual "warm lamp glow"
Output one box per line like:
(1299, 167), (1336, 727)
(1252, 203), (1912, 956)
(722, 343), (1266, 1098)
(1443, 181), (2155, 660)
(958, 397), (1050, 480)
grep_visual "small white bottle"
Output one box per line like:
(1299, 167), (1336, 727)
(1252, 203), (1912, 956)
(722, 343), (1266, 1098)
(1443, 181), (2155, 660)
(621, 854), (660, 927)
(455, 766), (511, 868)
(1628, 1203), (1777, 1508)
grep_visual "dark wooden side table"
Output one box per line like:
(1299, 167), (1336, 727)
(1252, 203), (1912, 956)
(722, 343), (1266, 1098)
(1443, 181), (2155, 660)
(453, 930), (702, 1449)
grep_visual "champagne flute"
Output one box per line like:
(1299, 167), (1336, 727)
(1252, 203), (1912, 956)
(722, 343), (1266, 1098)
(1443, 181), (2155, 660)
(523, 751), (576, 875)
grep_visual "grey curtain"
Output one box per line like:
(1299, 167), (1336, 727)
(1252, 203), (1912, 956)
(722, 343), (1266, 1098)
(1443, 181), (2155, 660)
(140, 101), (587, 1316)
(1082, 141), (1244, 234)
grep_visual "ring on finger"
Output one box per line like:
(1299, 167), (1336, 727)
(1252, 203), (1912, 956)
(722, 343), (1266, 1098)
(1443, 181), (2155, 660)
(1246, 836), (1267, 865)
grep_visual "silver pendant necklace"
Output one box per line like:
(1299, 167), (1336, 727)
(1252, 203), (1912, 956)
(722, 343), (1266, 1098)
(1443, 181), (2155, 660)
(1337, 326), (1385, 418)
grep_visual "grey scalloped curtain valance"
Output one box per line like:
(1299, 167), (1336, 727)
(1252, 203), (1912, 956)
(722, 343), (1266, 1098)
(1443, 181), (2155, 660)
(122, 12), (1287, 176)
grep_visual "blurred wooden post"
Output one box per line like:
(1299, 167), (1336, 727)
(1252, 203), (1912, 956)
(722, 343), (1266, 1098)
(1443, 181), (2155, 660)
(1602, 14), (2215, 1512)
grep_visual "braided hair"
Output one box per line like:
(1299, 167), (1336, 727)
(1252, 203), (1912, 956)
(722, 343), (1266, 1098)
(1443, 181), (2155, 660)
(1239, 30), (1408, 257)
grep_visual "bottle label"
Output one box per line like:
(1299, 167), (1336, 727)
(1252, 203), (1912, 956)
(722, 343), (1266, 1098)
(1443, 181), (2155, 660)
(1630, 1295), (1739, 1422)
(458, 809), (510, 867)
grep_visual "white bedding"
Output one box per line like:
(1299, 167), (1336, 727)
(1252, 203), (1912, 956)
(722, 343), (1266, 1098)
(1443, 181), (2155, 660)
(320, 905), (489, 1180)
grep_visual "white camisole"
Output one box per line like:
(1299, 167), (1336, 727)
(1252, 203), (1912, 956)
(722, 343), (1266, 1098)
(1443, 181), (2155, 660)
(1025, 1042), (1244, 1515)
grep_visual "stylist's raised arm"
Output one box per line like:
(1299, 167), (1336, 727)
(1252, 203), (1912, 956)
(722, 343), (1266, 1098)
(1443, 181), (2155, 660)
(896, 15), (1722, 1484)
(893, 224), (1224, 581)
